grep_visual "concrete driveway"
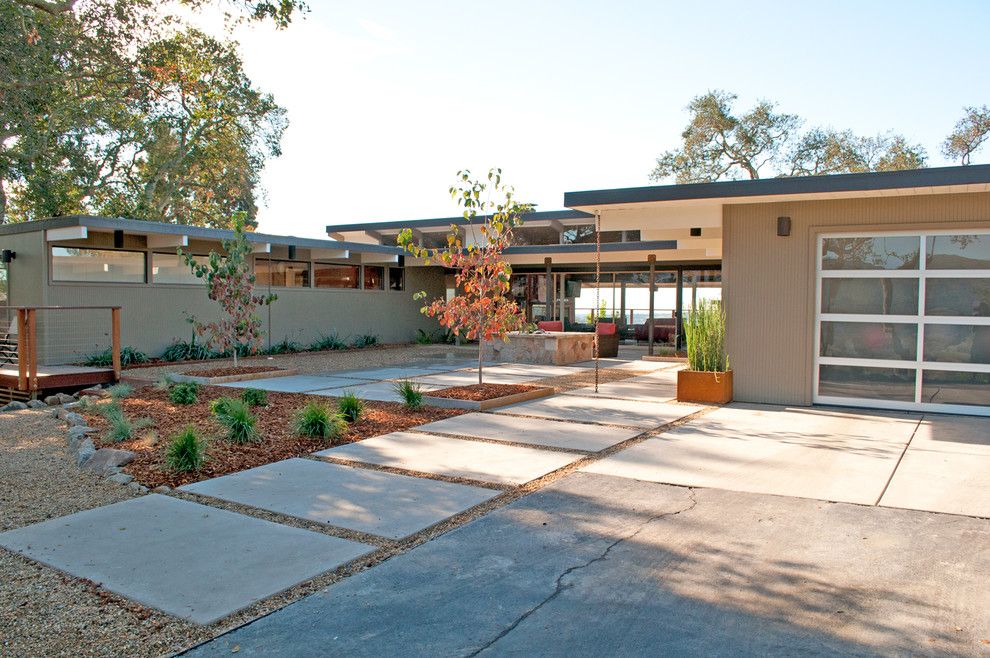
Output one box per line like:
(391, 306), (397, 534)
(584, 403), (990, 518)
(185, 472), (990, 656)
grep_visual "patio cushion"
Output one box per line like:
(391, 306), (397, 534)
(596, 322), (617, 335)
(538, 321), (564, 332)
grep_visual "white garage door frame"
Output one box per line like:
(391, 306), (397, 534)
(814, 228), (990, 417)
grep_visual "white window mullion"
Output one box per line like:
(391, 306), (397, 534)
(915, 234), (926, 404)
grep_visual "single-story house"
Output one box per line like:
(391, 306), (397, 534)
(0, 164), (987, 416)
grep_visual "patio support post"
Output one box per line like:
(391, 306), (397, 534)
(16, 308), (27, 391)
(648, 255), (656, 356)
(111, 307), (121, 381)
(544, 257), (553, 321)
(675, 267), (684, 351)
(26, 308), (37, 391)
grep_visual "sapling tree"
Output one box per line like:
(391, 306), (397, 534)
(398, 168), (532, 384)
(179, 212), (275, 367)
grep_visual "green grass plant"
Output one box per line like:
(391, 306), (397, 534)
(337, 391), (364, 422)
(240, 388), (268, 407)
(683, 299), (729, 372)
(168, 381), (200, 405)
(393, 380), (424, 410)
(294, 402), (347, 440)
(166, 426), (207, 472)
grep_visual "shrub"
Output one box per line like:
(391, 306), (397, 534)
(101, 402), (152, 443)
(294, 402), (347, 440)
(240, 388), (268, 407)
(212, 397), (258, 444)
(84, 346), (148, 367)
(265, 337), (303, 355)
(160, 340), (216, 362)
(416, 328), (456, 345)
(168, 381), (200, 405)
(309, 333), (347, 351)
(209, 396), (238, 417)
(352, 333), (379, 348)
(393, 380), (423, 410)
(337, 391), (364, 423)
(153, 374), (176, 391)
(683, 299), (729, 372)
(106, 382), (134, 399)
(415, 329), (433, 345)
(166, 426), (207, 472)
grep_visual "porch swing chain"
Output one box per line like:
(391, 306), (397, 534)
(594, 211), (601, 393)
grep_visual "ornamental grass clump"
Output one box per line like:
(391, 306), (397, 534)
(168, 381), (200, 405)
(100, 402), (152, 443)
(393, 380), (423, 410)
(166, 426), (207, 472)
(337, 391), (364, 423)
(294, 402), (347, 441)
(683, 299), (729, 372)
(106, 382), (134, 400)
(212, 397), (258, 444)
(240, 387), (268, 407)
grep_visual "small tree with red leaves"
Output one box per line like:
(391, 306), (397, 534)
(398, 169), (532, 384)
(178, 212), (276, 367)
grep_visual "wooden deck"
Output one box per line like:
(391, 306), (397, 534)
(0, 364), (116, 393)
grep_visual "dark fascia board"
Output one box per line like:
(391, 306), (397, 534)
(563, 164), (990, 208)
(504, 240), (677, 255)
(326, 209), (595, 234)
(0, 215), (403, 255)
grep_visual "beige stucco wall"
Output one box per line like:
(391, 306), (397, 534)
(723, 191), (990, 405)
(43, 265), (445, 356)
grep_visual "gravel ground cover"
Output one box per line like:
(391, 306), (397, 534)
(0, 409), (212, 657)
(178, 365), (285, 378)
(82, 385), (465, 489)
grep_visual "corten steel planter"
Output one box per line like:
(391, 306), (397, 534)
(677, 369), (733, 404)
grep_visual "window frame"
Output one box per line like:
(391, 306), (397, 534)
(50, 245), (148, 285)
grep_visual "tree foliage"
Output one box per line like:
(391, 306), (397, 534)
(942, 106), (990, 166)
(0, 0), (296, 226)
(398, 169), (532, 384)
(179, 212), (276, 366)
(651, 90), (928, 183)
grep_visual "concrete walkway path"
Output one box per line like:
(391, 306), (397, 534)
(184, 472), (990, 657)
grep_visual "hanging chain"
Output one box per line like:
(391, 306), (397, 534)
(594, 211), (601, 393)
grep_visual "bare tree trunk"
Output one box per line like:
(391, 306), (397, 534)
(478, 316), (484, 385)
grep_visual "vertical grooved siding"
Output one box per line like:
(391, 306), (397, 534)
(723, 192), (990, 406)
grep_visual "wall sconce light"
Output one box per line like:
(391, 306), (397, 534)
(689, 227), (702, 237)
(0, 249), (15, 264)
(113, 229), (124, 248)
(776, 216), (791, 237)
(287, 245), (297, 260)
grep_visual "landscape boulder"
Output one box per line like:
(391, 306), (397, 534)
(75, 438), (96, 466)
(82, 448), (135, 475)
(63, 412), (87, 427)
(1, 401), (28, 412)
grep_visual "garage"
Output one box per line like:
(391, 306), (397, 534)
(815, 230), (990, 415)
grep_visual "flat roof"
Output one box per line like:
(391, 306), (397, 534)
(564, 164), (990, 208)
(0, 215), (403, 255)
(326, 209), (594, 234)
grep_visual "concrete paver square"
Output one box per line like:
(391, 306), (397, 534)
(419, 360), (477, 371)
(583, 404), (920, 504)
(483, 363), (585, 378)
(562, 373), (678, 401)
(180, 459), (499, 539)
(418, 412), (641, 452)
(0, 495), (372, 624)
(315, 431), (583, 486)
(880, 414), (990, 517)
(308, 381), (441, 402)
(220, 375), (366, 393)
(496, 395), (700, 429)
(340, 366), (439, 381)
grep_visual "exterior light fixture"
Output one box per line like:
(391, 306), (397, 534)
(776, 216), (791, 237)
(690, 227), (702, 237)
(287, 245), (297, 260)
(0, 249), (15, 264)
(114, 229), (124, 248)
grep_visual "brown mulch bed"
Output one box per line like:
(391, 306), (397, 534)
(181, 365), (284, 378)
(81, 385), (464, 489)
(428, 383), (541, 401)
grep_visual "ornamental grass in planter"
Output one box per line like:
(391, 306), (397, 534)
(677, 299), (732, 404)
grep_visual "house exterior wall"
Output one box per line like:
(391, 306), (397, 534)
(723, 191), (990, 405)
(0, 227), (445, 357)
(44, 265), (445, 356)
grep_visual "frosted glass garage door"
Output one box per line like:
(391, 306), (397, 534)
(814, 231), (990, 416)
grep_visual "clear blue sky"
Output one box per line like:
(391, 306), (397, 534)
(213, 0), (990, 237)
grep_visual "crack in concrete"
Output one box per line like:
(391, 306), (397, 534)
(465, 488), (699, 657)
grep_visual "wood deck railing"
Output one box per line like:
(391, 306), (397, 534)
(11, 306), (121, 391)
